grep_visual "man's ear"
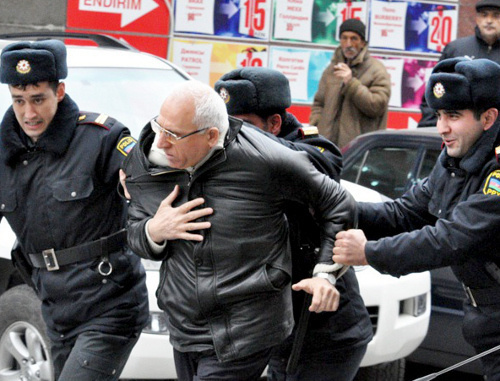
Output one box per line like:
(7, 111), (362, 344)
(267, 114), (282, 136)
(207, 127), (220, 147)
(482, 108), (499, 131)
(56, 82), (66, 102)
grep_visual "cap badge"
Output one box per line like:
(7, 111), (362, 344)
(219, 87), (230, 104)
(433, 82), (445, 98)
(16, 59), (31, 75)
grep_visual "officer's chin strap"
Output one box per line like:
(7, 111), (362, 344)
(412, 343), (500, 380)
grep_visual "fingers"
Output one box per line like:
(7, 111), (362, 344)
(309, 284), (339, 313)
(119, 169), (131, 200)
(332, 229), (369, 266)
(151, 185), (215, 242)
(163, 184), (180, 206)
(292, 278), (340, 313)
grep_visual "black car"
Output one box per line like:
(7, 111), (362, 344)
(341, 127), (482, 375)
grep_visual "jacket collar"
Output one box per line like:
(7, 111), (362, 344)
(0, 95), (80, 165)
(278, 112), (302, 139)
(475, 26), (500, 49)
(333, 43), (369, 67)
(135, 115), (243, 174)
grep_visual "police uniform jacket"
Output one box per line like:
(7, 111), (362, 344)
(250, 112), (373, 358)
(358, 120), (500, 293)
(277, 112), (343, 182)
(124, 116), (355, 362)
(0, 95), (149, 341)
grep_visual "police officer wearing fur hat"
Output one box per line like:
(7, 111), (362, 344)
(419, 0), (500, 127)
(215, 67), (343, 180)
(333, 57), (500, 380)
(309, 18), (391, 148)
(0, 40), (149, 380)
(215, 67), (373, 381)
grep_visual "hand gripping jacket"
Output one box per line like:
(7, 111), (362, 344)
(124, 116), (356, 362)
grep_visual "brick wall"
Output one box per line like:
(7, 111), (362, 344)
(0, 0), (66, 34)
(459, 0), (478, 38)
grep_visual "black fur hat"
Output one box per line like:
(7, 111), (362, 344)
(426, 57), (500, 111)
(214, 67), (291, 115)
(1, 39), (68, 85)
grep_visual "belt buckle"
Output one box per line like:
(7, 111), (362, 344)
(464, 285), (478, 308)
(42, 249), (60, 271)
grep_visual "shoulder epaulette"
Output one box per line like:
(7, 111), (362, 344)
(298, 126), (319, 139)
(78, 113), (114, 130)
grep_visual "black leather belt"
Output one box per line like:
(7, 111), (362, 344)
(463, 284), (500, 307)
(29, 229), (127, 271)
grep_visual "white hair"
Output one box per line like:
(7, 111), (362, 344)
(170, 80), (229, 134)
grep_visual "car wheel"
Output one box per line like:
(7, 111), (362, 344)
(0, 284), (54, 381)
(354, 359), (405, 381)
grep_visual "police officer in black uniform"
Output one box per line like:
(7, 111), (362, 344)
(333, 57), (500, 380)
(215, 67), (373, 381)
(0, 40), (149, 380)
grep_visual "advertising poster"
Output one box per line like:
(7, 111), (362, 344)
(376, 55), (438, 110)
(270, 46), (332, 104)
(369, 0), (458, 54)
(175, 0), (216, 35)
(170, 38), (269, 85)
(370, 0), (407, 51)
(267, 45), (438, 107)
(380, 58), (405, 108)
(273, 0), (315, 42)
(271, 49), (311, 101)
(272, 0), (367, 45)
(174, 0), (272, 40)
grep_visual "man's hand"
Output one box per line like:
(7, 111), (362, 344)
(332, 229), (369, 266)
(292, 278), (340, 312)
(333, 63), (353, 85)
(119, 169), (131, 200)
(148, 185), (213, 243)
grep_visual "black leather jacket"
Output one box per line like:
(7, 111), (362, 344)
(124, 117), (355, 361)
(262, 113), (372, 356)
(359, 121), (500, 290)
(0, 95), (149, 341)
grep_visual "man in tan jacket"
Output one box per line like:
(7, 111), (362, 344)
(310, 19), (391, 148)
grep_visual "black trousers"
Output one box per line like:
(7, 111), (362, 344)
(463, 302), (500, 380)
(51, 330), (139, 381)
(174, 346), (273, 381)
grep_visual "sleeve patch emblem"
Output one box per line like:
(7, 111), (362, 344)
(483, 169), (500, 196)
(117, 136), (137, 157)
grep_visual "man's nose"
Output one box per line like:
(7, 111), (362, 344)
(156, 133), (173, 148)
(24, 103), (37, 119)
(436, 118), (450, 135)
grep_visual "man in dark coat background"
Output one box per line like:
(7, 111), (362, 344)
(418, 0), (500, 127)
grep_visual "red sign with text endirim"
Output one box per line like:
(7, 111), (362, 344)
(66, 0), (170, 35)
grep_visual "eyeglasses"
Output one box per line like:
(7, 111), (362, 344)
(151, 117), (209, 144)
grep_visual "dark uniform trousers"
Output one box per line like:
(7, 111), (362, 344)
(463, 302), (500, 380)
(52, 330), (139, 381)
